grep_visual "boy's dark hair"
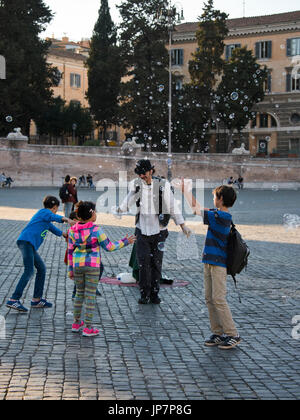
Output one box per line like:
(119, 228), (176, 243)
(213, 185), (237, 208)
(69, 211), (78, 220)
(65, 175), (70, 183)
(43, 196), (60, 209)
(76, 201), (96, 221)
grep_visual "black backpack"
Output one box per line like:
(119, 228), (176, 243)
(227, 222), (250, 302)
(59, 183), (69, 201)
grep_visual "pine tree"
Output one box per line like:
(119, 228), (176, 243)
(0, 0), (59, 135)
(215, 47), (268, 151)
(189, 0), (228, 90)
(117, 0), (171, 151)
(86, 0), (123, 145)
(174, 0), (228, 153)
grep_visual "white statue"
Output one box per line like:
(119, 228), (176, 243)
(7, 128), (28, 141)
(121, 137), (143, 152)
(232, 142), (250, 155)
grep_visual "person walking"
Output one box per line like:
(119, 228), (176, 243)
(60, 175), (72, 218)
(68, 177), (78, 210)
(117, 159), (191, 305)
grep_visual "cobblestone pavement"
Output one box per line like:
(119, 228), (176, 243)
(0, 188), (299, 400)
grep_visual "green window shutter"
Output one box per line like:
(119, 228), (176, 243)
(286, 73), (291, 92)
(267, 41), (272, 58)
(287, 39), (292, 56)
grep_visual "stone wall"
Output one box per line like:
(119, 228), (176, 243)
(1, 137), (299, 187)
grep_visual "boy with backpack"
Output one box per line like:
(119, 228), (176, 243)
(175, 180), (241, 350)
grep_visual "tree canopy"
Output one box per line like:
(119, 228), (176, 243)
(0, 0), (58, 136)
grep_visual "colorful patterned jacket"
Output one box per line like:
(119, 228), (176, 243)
(67, 222), (129, 277)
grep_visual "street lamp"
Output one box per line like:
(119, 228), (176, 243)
(162, 1), (184, 181)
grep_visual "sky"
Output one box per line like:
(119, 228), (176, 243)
(42, 0), (300, 41)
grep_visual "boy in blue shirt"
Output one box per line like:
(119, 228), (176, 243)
(176, 180), (240, 350)
(6, 196), (74, 312)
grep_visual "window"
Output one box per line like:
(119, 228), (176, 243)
(287, 38), (300, 56)
(70, 73), (81, 88)
(255, 41), (272, 59)
(291, 113), (300, 125)
(289, 139), (300, 153)
(286, 69), (300, 92)
(259, 113), (269, 128)
(225, 44), (241, 61)
(171, 49), (184, 66)
(175, 77), (183, 90)
(263, 72), (272, 93)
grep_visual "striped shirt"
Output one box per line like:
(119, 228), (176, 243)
(202, 209), (232, 268)
(67, 222), (129, 276)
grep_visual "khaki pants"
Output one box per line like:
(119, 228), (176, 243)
(204, 264), (238, 337)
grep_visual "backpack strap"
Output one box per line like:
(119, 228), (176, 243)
(231, 274), (242, 304)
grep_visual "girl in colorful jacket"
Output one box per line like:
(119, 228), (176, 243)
(68, 201), (135, 337)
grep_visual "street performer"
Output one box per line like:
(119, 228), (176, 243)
(116, 159), (191, 304)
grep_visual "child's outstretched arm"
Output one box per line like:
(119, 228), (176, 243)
(98, 228), (136, 252)
(173, 178), (206, 216)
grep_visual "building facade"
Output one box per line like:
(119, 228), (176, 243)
(48, 46), (89, 108)
(172, 11), (300, 156)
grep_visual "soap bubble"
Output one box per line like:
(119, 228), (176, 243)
(5, 116), (13, 123)
(157, 242), (165, 252)
(161, 139), (167, 146)
(111, 206), (122, 219)
(176, 231), (199, 261)
(271, 185), (279, 192)
(265, 136), (271, 142)
(158, 84), (164, 92)
(283, 214), (300, 230)
(229, 113), (235, 119)
(230, 92), (239, 101)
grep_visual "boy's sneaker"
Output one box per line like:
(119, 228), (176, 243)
(218, 336), (241, 350)
(82, 327), (100, 337)
(204, 334), (227, 347)
(31, 299), (52, 309)
(6, 299), (28, 313)
(72, 321), (84, 333)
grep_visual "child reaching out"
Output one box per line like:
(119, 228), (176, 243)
(6, 196), (75, 312)
(68, 201), (136, 337)
(64, 208), (102, 299)
(174, 179), (240, 350)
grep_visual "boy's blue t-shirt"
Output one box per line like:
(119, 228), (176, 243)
(18, 208), (64, 250)
(202, 209), (232, 268)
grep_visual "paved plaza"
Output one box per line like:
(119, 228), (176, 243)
(0, 187), (299, 400)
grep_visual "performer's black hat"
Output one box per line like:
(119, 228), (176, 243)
(134, 159), (155, 175)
